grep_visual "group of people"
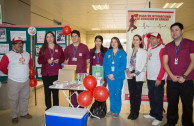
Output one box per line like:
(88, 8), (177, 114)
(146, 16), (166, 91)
(0, 22), (193, 126)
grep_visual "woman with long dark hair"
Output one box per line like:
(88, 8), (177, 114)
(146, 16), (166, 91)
(89, 35), (108, 86)
(126, 34), (147, 120)
(38, 31), (64, 110)
(103, 37), (126, 118)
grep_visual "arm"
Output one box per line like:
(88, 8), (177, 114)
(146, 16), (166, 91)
(155, 48), (165, 86)
(57, 46), (65, 64)
(135, 50), (147, 75)
(38, 48), (47, 64)
(0, 55), (9, 74)
(113, 52), (127, 77)
(89, 50), (93, 75)
(103, 52), (109, 79)
(64, 48), (69, 64)
(85, 46), (90, 65)
(163, 55), (180, 82)
(178, 53), (194, 83)
(29, 55), (33, 68)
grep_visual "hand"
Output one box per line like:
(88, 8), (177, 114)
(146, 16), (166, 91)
(108, 74), (115, 81)
(54, 59), (59, 63)
(48, 59), (53, 64)
(155, 80), (161, 87)
(127, 73), (134, 78)
(64, 58), (69, 64)
(178, 76), (185, 83)
(171, 75), (181, 82)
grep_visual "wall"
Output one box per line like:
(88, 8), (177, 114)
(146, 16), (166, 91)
(1, 0), (30, 25)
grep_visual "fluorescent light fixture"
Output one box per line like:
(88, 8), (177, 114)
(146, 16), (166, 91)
(176, 2), (183, 8)
(92, 4), (109, 10)
(163, 3), (169, 8)
(170, 3), (176, 8)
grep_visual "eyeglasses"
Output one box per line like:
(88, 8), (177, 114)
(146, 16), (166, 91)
(71, 35), (79, 38)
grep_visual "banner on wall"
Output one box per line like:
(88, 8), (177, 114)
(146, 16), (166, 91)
(123, 8), (175, 104)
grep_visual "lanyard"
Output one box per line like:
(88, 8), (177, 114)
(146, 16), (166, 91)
(96, 50), (101, 64)
(174, 38), (183, 56)
(72, 44), (79, 57)
(48, 44), (55, 58)
(112, 50), (118, 65)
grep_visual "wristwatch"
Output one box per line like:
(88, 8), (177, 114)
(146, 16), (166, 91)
(182, 75), (187, 79)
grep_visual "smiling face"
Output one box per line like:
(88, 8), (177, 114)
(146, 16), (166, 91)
(111, 39), (118, 49)
(150, 36), (160, 46)
(71, 33), (80, 43)
(12, 41), (24, 52)
(171, 25), (183, 40)
(46, 33), (54, 45)
(95, 38), (102, 48)
(132, 36), (141, 48)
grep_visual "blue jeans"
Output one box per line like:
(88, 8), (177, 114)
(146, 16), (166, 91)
(107, 79), (124, 114)
(147, 80), (165, 121)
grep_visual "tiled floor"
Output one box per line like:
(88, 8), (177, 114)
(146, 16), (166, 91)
(0, 82), (193, 126)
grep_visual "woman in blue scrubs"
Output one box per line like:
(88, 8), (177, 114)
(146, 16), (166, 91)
(103, 37), (126, 118)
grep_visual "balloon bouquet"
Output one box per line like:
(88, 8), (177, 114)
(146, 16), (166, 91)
(29, 67), (37, 87)
(77, 75), (109, 107)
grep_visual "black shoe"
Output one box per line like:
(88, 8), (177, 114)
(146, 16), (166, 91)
(127, 113), (134, 119)
(131, 112), (139, 120)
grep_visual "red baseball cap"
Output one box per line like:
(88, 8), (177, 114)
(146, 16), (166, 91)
(12, 37), (24, 43)
(147, 32), (161, 39)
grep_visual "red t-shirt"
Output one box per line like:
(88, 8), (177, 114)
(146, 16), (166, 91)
(64, 43), (90, 73)
(38, 44), (64, 76)
(163, 38), (194, 80)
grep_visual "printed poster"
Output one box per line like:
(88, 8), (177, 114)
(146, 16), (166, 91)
(37, 31), (45, 43)
(123, 8), (175, 105)
(0, 28), (6, 42)
(10, 31), (26, 41)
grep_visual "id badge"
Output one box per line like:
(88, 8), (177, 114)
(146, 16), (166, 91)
(111, 66), (115, 71)
(72, 57), (77, 61)
(51, 57), (54, 61)
(174, 58), (178, 65)
(96, 64), (100, 66)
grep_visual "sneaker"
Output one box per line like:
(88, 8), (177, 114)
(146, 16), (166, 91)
(152, 119), (162, 126)
(143, 114), (155, 119)
(12, 117), (18, 124)
(112, 113), (119, 118)
(20, 113), (32, 119)
(106, 111), (113, 116)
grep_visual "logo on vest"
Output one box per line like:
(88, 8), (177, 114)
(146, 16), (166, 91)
(148, 53), (152, 60)
(19, 57), (25, 64)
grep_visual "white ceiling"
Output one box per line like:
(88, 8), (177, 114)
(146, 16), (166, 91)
(31, 0), (194, 31)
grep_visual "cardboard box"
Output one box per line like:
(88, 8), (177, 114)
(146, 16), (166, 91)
(58, 65), (77, 83)
(45, 106), (88, 126)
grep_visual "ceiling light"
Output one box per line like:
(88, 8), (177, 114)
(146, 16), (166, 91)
(163, 2), (183, 8)
(92, 4), (109, 10)
(91, 28), (100, 30)
(176, 2), (183, 8)
(163, 3), (169, 8)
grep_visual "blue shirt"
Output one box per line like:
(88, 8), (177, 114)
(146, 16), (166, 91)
(103, 49), (126, 80)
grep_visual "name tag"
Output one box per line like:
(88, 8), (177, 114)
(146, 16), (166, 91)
(72, 57), (77, 61)
(174, 58), (178, 65)
(79, 53), (82, 56)
(111, 66), (115, 71)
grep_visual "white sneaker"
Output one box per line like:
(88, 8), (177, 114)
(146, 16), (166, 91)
(152, 119), (162, 126)
(143, 114), (155, 119)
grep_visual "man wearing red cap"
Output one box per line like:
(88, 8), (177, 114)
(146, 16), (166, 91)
(163, 22), (194, 126)
(0, 37), (33, 124)
(143, 33), (165, 125)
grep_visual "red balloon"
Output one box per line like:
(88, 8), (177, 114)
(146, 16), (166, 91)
(93, 86), (109, 102)
(83, 75), (97, 91)
(29, 67), (36, 78)
(62, 25), (71, 35)
(30, 78), (37, 87)
(77, 91), (93, 107)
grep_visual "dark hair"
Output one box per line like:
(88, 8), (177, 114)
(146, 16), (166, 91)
(132, 34), (143, 48)
(71, 30), (80, 37)
(109, 37), (126, 53)
(170, 22), (184, 30)
(92, 35), (106, 57)
(41, 31), (56, 56)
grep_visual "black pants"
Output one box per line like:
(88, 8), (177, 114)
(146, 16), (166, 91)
(42, 75), (59, 110)
(127, 78), (143, 114)
(147, 80), (165, 121)
(166, 80), (194, 126)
